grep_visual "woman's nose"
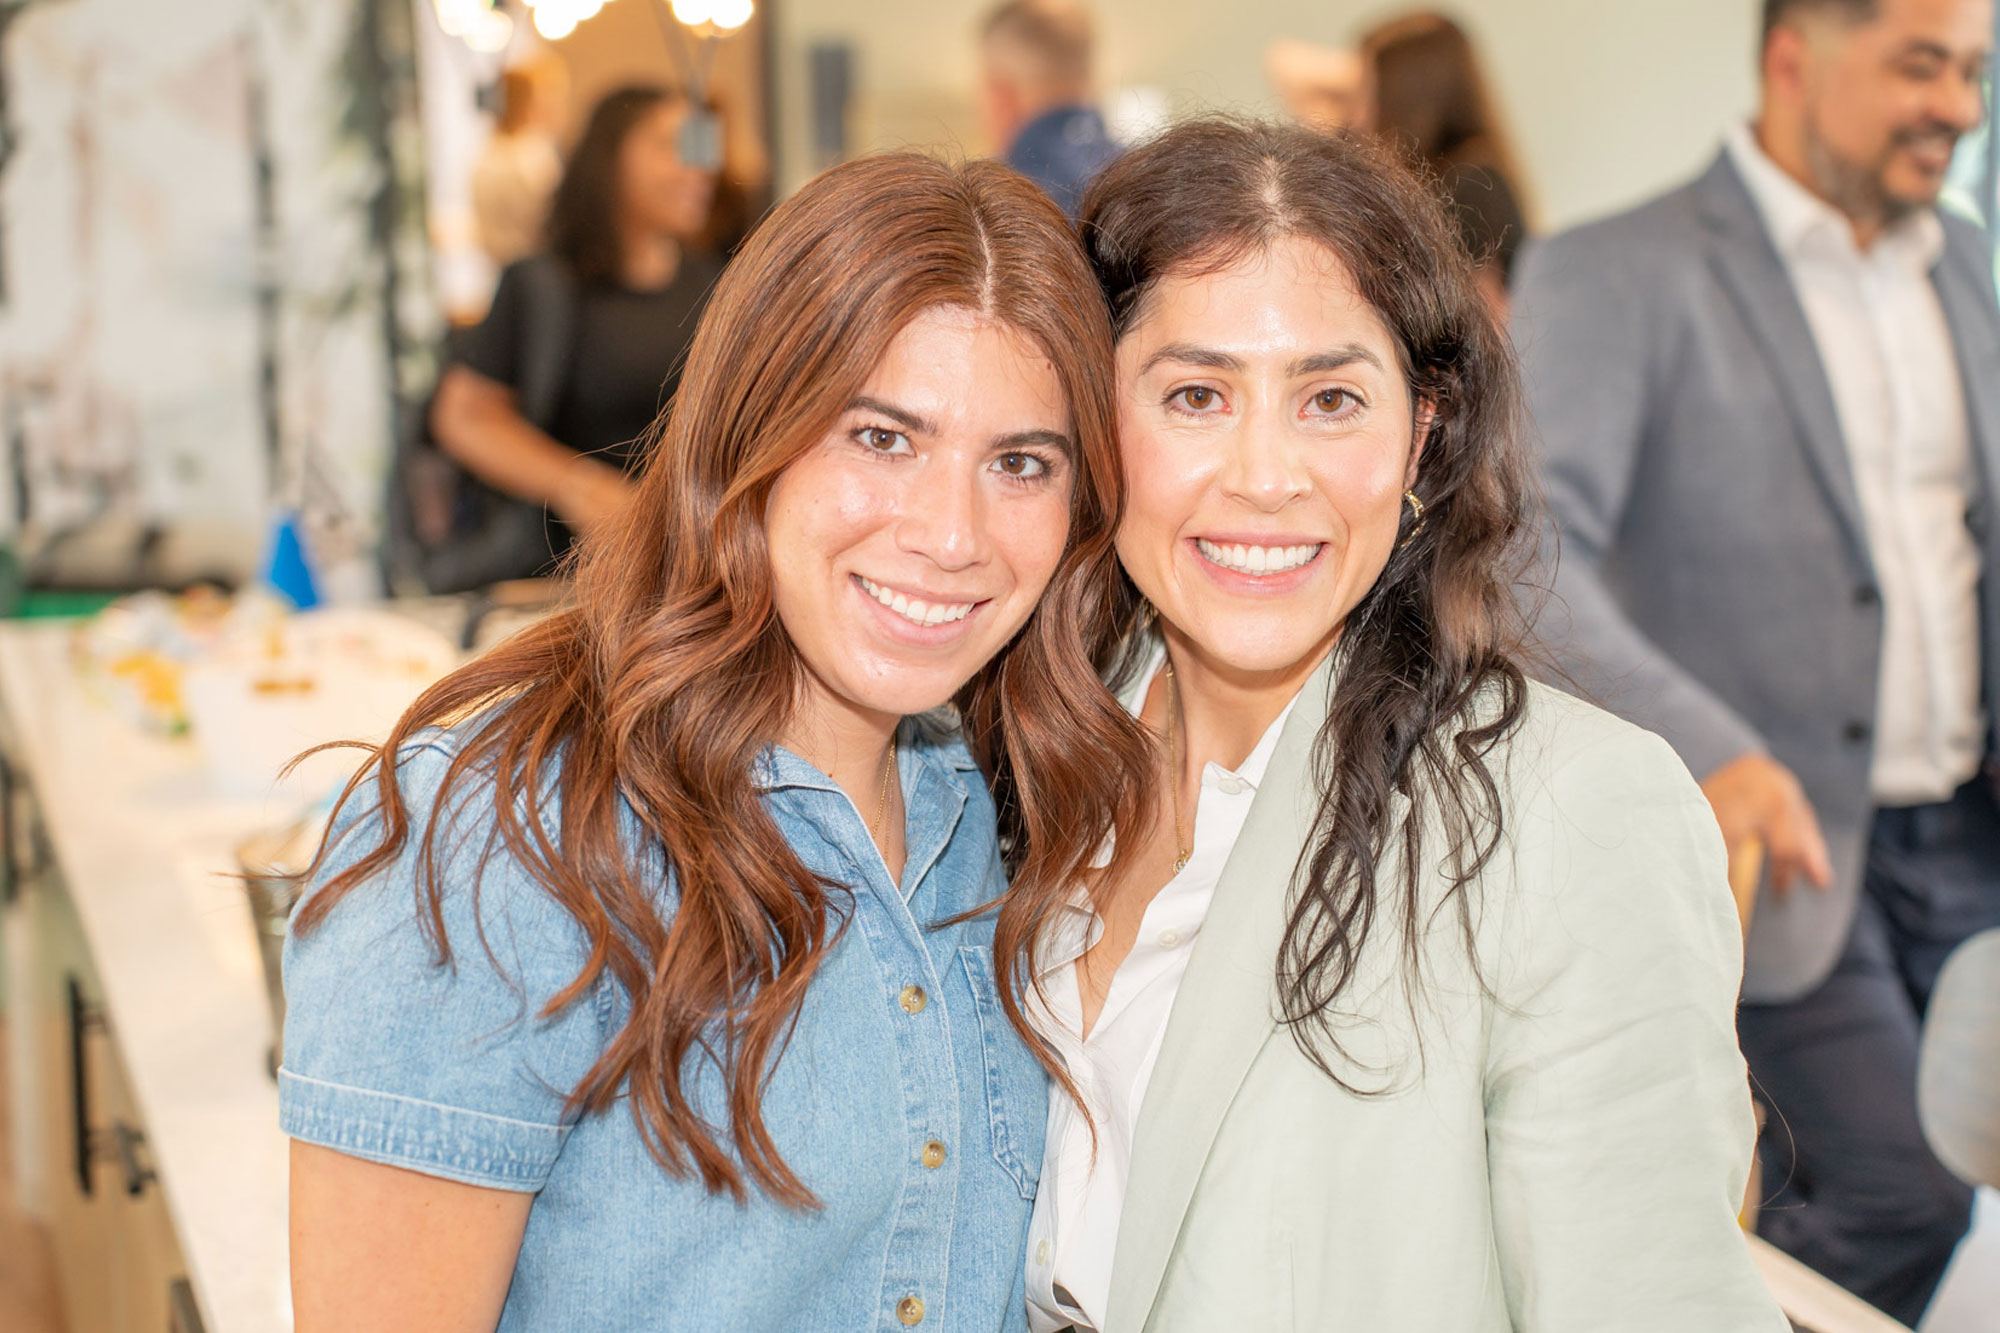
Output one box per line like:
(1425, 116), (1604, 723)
(894, 462), (990, 571)
(1218, 414), (1312, 510)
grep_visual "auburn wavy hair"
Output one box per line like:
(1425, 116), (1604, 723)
(296, 153), (1151, 1204)
(1080, 119), (1536, 1084)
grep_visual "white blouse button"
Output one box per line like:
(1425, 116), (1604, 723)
(1216, 774), (1247, 795)
(1157, 929), (1182, 949)
(1035, 1238), (1051, 1266)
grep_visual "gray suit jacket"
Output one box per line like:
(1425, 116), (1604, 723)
(1512, 151), (2000, 1003)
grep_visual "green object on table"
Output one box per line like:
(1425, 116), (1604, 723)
(11, 590), (124, 620)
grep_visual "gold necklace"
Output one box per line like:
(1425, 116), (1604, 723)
(869, 737), (899, 843)
(1164, 663), (1191, 873)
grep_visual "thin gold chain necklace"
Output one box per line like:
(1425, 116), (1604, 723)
(1164, 663), (1191, 873)
(869, 737), (899, 843)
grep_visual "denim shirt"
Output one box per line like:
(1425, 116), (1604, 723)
(280, 719), (1048, 1331)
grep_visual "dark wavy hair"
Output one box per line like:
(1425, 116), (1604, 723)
(1079, 119), (1536, 1083)
(545, 83), (683, 285)
(297, 153), (1150, 1204)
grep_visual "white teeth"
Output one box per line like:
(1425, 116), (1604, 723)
(1196, 539), (1322, 576)
(857, 577), (976, 627)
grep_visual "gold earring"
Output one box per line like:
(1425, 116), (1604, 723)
(1398, 489), (1427, 551)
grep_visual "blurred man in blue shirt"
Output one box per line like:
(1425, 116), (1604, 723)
(980, 0), (1119, 219)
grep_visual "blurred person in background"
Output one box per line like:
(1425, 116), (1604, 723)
(1265, 37), (1367, 134)
(471, 58), (567, 270)
(429, 84), (721, 577)
(980, 0), (1119, 219)
(1358, 11), (1530, 316)
(1513, 0), (1998, 1321)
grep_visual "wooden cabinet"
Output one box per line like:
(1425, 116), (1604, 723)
(0, 627), (291, 1333)
(21, 856), (202, 1333)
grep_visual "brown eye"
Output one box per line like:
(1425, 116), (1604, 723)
(1314, 388), (1354, 413)
(1176, 386), (1218, 410)
(856, 426), (910, 453)
(992, 452), (1047, 479)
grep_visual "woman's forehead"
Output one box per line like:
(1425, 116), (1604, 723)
(1120, 238), (1402, 367)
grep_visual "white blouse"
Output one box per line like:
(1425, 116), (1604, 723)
(1023, 643), (1303, 1333)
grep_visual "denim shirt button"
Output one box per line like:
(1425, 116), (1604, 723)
(899, 984), (928, 1014)
(897, 1294), (926, 1325)
(921, 1139), (947, 1169)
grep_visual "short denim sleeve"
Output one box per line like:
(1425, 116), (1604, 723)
(279, 736), (607, 1192)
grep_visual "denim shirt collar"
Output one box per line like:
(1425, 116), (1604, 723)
(752, 718), (980, 900)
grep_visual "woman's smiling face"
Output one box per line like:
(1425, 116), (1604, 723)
(1114, 235), (1426, 679)
(763, 303), (1077, 728)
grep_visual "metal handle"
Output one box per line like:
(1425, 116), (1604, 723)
(168, 1277), (206, 1333)
(110, 1120), (156, 1198)
(0, 754), (15, 905)
(66, 974), (104, 1197)
(0, 751), (49, 905)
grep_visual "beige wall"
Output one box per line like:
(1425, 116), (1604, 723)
(773, 0), (1762, 231)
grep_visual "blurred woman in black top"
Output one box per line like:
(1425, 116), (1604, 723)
(431, 84), (723, 571)
(1358, 12), (1531, 317)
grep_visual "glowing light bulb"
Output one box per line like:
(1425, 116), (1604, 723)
(533, 4), (579, 38)
(707, 0), (753, 29)
(670, 0), (714, 25)
(466, 6), (513, 51)
(433, 0), (480, 37)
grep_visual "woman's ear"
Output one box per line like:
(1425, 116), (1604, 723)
(1406, 401), (1438, 488)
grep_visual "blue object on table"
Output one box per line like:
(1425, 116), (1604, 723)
(264, 512), (320, 610)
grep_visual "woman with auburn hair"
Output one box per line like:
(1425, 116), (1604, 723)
(282, 152), (1149, 1331)
(1018, 120), (1788, 1332)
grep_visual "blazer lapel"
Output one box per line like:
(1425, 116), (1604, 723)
(1931, 229), (2000, 763)
(1102, 653), (1336, 1333)
(1697, 154), (1875, 577)
(1932, 232), (2000, 536)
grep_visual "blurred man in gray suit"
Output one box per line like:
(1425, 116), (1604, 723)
(1513, 0), (1998, 1322)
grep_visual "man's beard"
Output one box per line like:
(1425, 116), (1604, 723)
(1801, 114), (1960, 233)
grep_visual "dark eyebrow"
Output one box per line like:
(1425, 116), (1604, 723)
(847, 396), (936, 435)
(1138, 343), (1245, 377)
(1891, 40), (1953, 63)
(995, 428), (1076, 458)
(1289, 345), (1385, 376)
(1138, 343), (1387, 379)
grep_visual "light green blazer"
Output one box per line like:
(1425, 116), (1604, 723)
(1103, 659), (1790, 1332)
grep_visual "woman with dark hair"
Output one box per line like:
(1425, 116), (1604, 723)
(430, 84), (722, 575)
(1018, 119), (1788, 1332)
(282, 152), (1151, 1330)
(1359, 11), (1531, 314)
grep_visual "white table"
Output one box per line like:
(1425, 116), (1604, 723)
(1, 620), (320, 1333)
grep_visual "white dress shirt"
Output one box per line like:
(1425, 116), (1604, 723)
(1023, 639), (1304, 1333)
(1726, 125), (1984, 806)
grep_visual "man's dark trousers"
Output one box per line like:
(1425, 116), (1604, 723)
(1738, 774), (2000, 1326)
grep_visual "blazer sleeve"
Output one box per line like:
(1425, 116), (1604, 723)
(1483, 724), (1788, 1333)
(1512, 230), (1767, 782)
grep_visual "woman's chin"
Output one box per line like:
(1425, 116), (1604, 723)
(814, 661), (974, 724)
(1171, 615), (1341, 682)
